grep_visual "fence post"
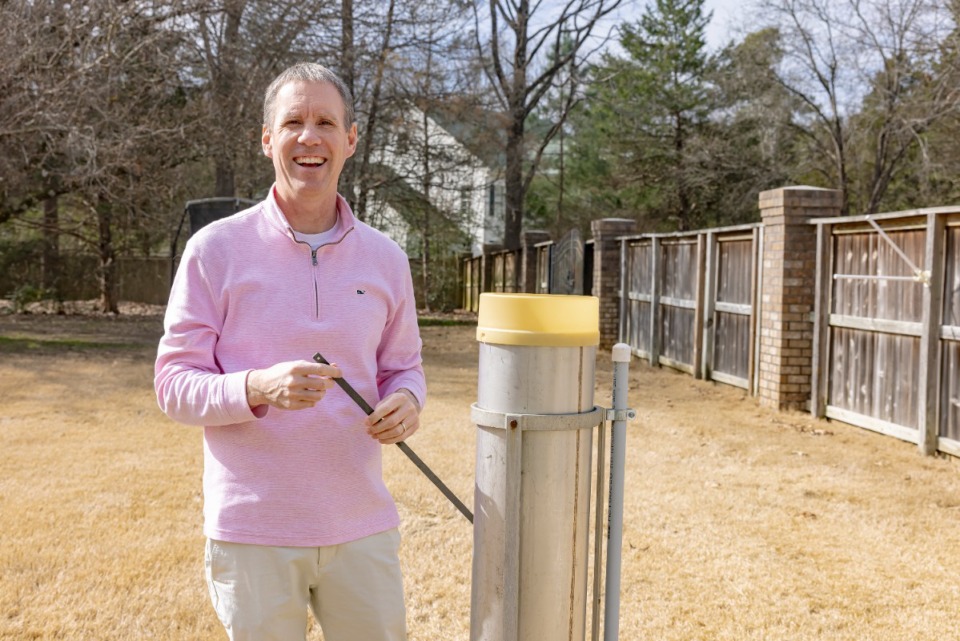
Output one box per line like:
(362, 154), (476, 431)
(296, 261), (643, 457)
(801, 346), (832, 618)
(701, 231), (717, 381)
(649, 237), (662, 367)
(591, 218), (638, 348)
(520, 230), (551, 293)
(919, 213), (946, 455)
(810, 222), (833, 417)
(757, 186), (841, 411)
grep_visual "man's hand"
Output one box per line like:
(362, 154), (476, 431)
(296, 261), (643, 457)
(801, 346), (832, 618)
(246, 361), (341, 410)
(365, 389), (420, 444)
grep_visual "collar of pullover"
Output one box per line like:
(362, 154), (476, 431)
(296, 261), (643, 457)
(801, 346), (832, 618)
(263, 185), (357, 245)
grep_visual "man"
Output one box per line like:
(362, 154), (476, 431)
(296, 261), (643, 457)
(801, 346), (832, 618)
(155, 62), (425, 641)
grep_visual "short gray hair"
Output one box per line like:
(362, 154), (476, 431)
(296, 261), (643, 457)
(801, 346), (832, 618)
(262, 62), (355, 129)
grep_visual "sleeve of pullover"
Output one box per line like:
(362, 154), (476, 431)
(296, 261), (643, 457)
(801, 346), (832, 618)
(375, 253), (427, 410)
(154, 241), (260, 426)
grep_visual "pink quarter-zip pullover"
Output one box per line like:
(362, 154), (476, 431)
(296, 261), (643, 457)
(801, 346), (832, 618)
(155, 187), (426, 547)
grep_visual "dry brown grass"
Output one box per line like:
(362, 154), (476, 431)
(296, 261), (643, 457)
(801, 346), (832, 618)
(2, 312), (960, 640)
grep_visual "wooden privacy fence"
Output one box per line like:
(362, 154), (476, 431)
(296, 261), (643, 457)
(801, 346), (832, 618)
(460, 237), (594, 311)
(490, 249), (519, 294)
(0, 255), (173, 305)
(811, 207), (960, 457)
(619, 224), (761, 392)
(462, 255), (482, 312)
(460, 250), (519, 312)
(458, 190), (960, 458)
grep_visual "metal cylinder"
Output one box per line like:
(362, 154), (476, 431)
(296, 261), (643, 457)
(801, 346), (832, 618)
(470, 293), (600, 641)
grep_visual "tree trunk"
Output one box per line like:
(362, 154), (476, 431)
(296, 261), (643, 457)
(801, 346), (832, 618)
(556, 118), (565, 226)
(339, 0), (357, 209)
(215, 161), (236, 198)
(503, 105), (526, 251)
(41, 193), (61, 303)
(833, 119), (849, 216)
(419, 86), (432, 311)
(675, 110), (691, 230)
(96, 202), (119, 314)
(210, 0), (245, 198)
(354, 0), (396, 221)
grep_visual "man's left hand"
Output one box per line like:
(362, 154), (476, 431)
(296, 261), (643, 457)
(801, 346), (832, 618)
(366, 390), (420, 444)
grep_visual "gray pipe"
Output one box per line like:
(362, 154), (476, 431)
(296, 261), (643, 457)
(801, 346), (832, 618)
(604, 343), (632, 641)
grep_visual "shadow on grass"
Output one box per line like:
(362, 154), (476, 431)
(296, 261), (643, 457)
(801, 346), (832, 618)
(418, 317), (477, 327)
(0, 335), (146, 353)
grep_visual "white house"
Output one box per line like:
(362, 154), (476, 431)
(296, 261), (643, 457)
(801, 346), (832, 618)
(363, 105), (505, 257)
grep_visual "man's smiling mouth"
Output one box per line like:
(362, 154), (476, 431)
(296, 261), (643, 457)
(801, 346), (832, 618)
(295, 156), (326, 167)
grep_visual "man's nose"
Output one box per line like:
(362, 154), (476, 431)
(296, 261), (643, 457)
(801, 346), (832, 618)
(298, 124), (323, 144)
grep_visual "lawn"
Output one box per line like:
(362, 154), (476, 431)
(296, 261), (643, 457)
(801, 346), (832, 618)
(2, 310), (960, 640)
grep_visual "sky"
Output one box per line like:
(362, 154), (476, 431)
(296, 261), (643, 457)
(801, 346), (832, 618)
(702, 0), (742, 50)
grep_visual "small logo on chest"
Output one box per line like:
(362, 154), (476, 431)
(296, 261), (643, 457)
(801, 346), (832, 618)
(356, 289), (366, 295)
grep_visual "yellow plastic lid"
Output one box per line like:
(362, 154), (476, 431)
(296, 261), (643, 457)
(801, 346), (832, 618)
(476, 293), (600, 347)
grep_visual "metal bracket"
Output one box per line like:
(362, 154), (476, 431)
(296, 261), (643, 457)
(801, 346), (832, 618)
(603, 408), (637, 423)
(471, 404), (636, 431)
(471, 404), (604, 431)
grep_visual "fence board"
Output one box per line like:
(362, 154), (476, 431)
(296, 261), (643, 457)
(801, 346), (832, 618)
(490, 250), (519, 293)
(824, 225), (927, 440)
(832, 230), (925, 322)
(462, 257), (481, 312)
(942, 227), (960, 327)
(829, 327), (922, 429)
(717, 239), (753, 305)
(659, 240), (698, 370)
(623, 241), (653, 357)
(620, 227), (758, 389)
(714, 312), (751, 384)
(711, 238), (754, 385)
(940, 226), (960, 447)
(940, 341), (960, 441)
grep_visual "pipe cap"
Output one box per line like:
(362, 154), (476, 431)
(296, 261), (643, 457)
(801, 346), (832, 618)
(476, 293), (599, 347)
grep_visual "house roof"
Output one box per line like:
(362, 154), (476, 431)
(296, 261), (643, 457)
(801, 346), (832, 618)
(420, 99), (507, 169)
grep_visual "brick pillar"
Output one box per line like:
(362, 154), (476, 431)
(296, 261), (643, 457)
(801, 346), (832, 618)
(591, 218), (637, 348)
(758, 186), (841, 411)
(520, 230), (551, 293)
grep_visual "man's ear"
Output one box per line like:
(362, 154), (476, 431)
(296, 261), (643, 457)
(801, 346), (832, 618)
(346, 122), (358, 159)
(261, 124), (273, 158)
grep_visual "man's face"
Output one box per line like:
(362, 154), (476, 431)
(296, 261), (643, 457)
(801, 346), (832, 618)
(261, 80), (358, 208)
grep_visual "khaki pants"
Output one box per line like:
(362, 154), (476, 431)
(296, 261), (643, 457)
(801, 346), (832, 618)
(205, 529), (406, 641)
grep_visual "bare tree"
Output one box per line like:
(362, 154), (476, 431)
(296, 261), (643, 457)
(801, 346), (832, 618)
(472, 0), (624, 249)
(339, 0), (398, 219)
(760, 0), (956, 215)
(1, 0), (197, 312)
(190, 0), (339, 199)
(400, 7), (477, 310)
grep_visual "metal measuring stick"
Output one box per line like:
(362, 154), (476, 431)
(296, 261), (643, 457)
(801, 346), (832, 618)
(312, 352), (474, 524)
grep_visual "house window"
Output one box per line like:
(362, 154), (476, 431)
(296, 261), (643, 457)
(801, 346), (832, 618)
(487, 182), (504, 220)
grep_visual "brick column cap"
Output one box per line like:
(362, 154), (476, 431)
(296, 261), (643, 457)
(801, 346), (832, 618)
(591, 218), (637, 236)
(520, 230), (551, 246)
(759, 186), (842, 215)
